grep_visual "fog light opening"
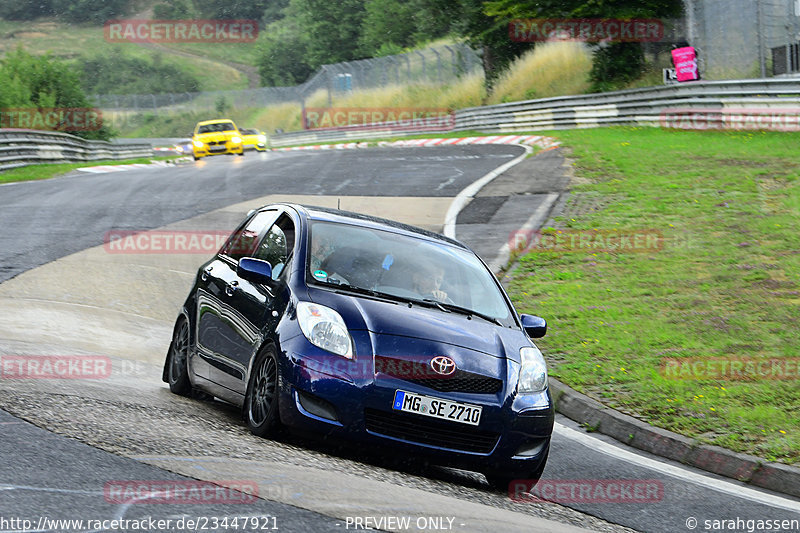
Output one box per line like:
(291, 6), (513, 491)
(296, 390), (339, 422)
(514, 440), (546, 458)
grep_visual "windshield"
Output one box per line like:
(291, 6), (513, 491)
(307, 220), (511, 322)
(197, 122), (236, 133)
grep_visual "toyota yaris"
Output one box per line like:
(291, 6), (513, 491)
(163, 203), (553, 489)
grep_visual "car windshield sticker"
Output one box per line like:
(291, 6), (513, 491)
(382, 254), (394, 270)
(313, 269), (328, 280)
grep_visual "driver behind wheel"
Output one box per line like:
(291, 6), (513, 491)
(411, 262), (448, 302)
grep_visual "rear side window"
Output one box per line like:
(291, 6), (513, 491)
(220, 210), (279, 261)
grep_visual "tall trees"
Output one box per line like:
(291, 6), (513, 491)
(1, 48), (112, 139)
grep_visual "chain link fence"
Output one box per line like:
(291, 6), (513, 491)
(90, 43), (482, 114)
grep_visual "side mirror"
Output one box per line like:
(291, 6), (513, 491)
(520, 314), (547, 338)
(237, 257), (274, 285)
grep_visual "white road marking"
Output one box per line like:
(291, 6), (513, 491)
(443, 144), (533, 239)
(487, 193), (559, 272)
(554, 422), (800, 513)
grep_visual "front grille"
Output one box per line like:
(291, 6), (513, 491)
(375, 355), (502, 394)
(365, 408), (499, 454)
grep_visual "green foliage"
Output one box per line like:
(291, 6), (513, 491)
(484, 0), (682, 19)
(0, 0), (130, 22)
(0, 0), (53, 20)
(210, 0), (270, 20)
(256, 21), (314, 86)
(0, 47), (112, 140)
(214, 96), (229, 114)
(153, 0), (195, 19)
(459, 0), (534, 83)
(288, 0), (366, 69)
(359, 0), (416, 55)
(53, 0), (130, 24)
(483, 0), (683, 88)
(79, 49), (200, 95)
(589, 42), (645, 92)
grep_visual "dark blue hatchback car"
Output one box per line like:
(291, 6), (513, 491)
(163, 203), (553, 489)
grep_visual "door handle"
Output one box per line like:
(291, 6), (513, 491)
(201, 265), (213, 281)
(225, 280), (239, 296)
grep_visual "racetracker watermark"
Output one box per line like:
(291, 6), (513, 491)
(661, 108), (800, 132)
(103, 480), (258, 504)
(302, 108), (455, 131)
(509, 19), (664, 42)
(104, 19), (258, 43)
(1, 355), (112, 379)
(509, 479), (664, 504)
(662, 357), (799, 381)
(0, 108), (102, 132)
(299, 355), (462, 381)
(509, 229), (664, 254)
(104, 230), (232, 254)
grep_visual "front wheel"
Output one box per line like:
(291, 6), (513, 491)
(245, 346), (282, 437)
(166, 319), (192, 395)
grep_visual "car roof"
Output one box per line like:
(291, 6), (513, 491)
(196, 119), (236, 126)
(273, 203), (467, 249)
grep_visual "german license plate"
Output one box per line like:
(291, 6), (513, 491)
(392, 390), (482, 426)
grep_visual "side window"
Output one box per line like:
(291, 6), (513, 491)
(253, 216), (295, 279)
(220, 210), (279, 261)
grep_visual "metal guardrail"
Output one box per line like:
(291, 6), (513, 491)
(269, 79), (800, 147)
(0, 129), (155, 172)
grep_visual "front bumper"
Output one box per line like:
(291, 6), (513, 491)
(277, 338), (553, 477)
(192, 140), (243, 158)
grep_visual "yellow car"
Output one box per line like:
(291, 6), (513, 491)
(240, 128), (268, 152)
(191, 119), (244, 160)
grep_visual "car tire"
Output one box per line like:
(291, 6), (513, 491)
(484, 446), (549, 493)
(245, 345), (282, 437)
(166, 318), (192, 395)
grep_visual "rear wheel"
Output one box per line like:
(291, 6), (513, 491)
(167, 319), (192, 395)
(245, 346), (282, 437)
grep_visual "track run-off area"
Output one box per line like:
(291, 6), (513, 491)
(0, 146), (798, 533)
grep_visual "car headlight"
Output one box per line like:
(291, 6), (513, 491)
(231, 136), (242, 144)
(192, 140), (204, 148)
(518, 345), (548, 393)
(297, 302), (353, 359)
(258, 135), (267, 143)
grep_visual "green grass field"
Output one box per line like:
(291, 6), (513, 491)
(505, 127), (800, 464)
(0, 156), (178, 184)
(0, 21), (248, 92)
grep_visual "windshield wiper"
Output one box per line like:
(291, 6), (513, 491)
(414, 299), (504, 326)
(323, 280), (406, 304)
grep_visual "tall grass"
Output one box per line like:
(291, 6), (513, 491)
(488, 41), (592, 104)
(112, 72), (487, 137)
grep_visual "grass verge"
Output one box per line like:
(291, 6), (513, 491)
(0, 156), (178, 184)
(505, 127), (800, 464)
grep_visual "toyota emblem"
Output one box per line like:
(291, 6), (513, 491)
(430, 356), (456, 376)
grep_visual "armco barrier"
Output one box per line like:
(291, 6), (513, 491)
(269, 79), (800, 147)
(0, 129), (154, 172)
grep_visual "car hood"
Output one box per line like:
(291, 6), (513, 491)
(195, 131), (237, 142)
(308, 287), (527, 364)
